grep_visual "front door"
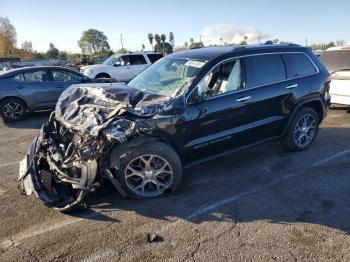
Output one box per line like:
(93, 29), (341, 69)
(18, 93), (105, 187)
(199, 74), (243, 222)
(48, 69), (83, 100)
(180, 58), (257, 161)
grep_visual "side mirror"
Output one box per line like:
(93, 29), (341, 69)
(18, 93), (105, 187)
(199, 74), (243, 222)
(188, 87), (213, 104)
(81, 77), (90, 83)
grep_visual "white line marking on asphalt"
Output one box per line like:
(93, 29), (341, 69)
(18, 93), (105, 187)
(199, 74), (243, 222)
(0, 218), (85, 249)
(0, 161), (20, 168)
(0, 212), (101, 250)
(158, 149), (350, 233)
(0, 187), (7, 196)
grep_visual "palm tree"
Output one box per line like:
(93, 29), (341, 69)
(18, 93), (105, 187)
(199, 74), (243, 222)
(161, 34), (166, 54)
(148, 33), (154, 51)
(154, 34), (161, 51)
(141, 44), (145, 51)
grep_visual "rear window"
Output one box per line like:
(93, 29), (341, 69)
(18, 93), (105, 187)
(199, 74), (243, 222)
(320, 50), (350, 72)
(283, 53), (317, 78)
(147, 54), (163, 63)
(247, 54), (286, 87)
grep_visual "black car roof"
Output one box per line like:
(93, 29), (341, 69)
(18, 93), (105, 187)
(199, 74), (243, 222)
(0, 66), (80, 78)
(168, 44), (309, 61)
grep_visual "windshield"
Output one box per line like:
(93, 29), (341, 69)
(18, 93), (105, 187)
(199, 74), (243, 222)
(128, 58), (205, 97)
(103, 55), (118, 65)
(320, 50), (350, 72)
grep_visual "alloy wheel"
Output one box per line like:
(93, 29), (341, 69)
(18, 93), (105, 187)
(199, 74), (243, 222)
(2, 102), (24, 120)
(125, 154), (173, 197)
(294, 114), (317, 147)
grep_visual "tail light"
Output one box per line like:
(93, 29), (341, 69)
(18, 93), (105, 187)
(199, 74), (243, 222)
(326, 74), (332, 83)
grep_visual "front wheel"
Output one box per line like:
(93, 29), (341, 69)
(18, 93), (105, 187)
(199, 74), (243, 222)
(0, 98), (28, 122)
(114, 141), (182, 198)
(282, 107), (319, 151)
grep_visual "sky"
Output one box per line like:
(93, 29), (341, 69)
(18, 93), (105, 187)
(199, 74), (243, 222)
(1, 0), (349, 53)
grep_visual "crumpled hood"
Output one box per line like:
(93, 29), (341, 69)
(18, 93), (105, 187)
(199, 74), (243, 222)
(55, 83), (172, 136)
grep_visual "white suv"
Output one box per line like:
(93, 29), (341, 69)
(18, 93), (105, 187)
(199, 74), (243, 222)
(81, 52), (163, 81)
(320, 46), (350, 106)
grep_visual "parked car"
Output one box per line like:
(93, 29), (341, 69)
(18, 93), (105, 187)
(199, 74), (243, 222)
(0, 66), (115, 122)
(19, 45), (331, 211)
(80, 52), (163, 81)
(320, 46), (350, 106)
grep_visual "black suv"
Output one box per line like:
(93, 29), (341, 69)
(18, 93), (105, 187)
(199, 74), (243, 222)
(19, 44), (331, 211)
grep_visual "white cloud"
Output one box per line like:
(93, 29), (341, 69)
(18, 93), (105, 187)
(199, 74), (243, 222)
(201, 25), (270, 45)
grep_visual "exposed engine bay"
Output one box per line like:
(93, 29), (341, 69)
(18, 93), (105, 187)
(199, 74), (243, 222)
(18, 83), (183, 211)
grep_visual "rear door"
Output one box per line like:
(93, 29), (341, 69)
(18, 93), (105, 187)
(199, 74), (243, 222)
(245, 54), (294, 140)
(13, 69), (56, 109)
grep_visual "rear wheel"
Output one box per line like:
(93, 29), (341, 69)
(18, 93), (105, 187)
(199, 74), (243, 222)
(95, 73), (111, 79)
(282, 107), (319, 151)
(114, 141), (182, 198)
(0, 98), (28, 122)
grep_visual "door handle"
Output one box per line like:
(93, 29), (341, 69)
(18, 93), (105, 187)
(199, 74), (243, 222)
(286, 84), (298, 89)
(236, 96), (251, 102)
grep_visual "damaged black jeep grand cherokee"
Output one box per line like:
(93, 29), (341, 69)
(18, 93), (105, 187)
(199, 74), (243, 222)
(19, 44), (331, 211)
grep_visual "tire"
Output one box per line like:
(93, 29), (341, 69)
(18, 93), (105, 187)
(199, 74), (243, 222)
(113, 140), (182, 198)
(282, 107), (319, 152)
(95, 73), (111, 79)
(0, 98), (28, 122)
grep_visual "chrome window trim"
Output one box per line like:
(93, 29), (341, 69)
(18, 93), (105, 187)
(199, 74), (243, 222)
(185, 51), (319, 105)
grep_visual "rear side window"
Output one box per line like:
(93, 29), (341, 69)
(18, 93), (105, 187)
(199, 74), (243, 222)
(14, 70), (49, 82)
(283, 53), (317, 78)
(130, 55), (147, 65)
(246, 54), (286, 87)
(147, 54), (163, 63)
(51, 70), (81, 82)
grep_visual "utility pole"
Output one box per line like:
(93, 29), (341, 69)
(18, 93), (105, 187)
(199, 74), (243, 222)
(199, 35), (202, 42)
(305, 37), (308, 47)
(120, 34), (124, 49)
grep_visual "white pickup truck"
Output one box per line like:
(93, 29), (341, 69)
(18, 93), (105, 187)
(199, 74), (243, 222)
(81, 52), (163, 82)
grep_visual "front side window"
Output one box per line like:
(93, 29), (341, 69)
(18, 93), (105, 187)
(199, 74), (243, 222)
(283, 53), (316, 78)
(103, 55), (118, 65)
(128, 58), (205, 97)
(115, 55), (130, 66)
(246, 54), (286, 87)
(14, 70), (49, 82)
(51, 70), (81, 82)
(130, 55), (147, 65)
(197, 59), (242, 98)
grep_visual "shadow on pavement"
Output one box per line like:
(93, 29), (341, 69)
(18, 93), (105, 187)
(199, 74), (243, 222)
(4, 111), (51, 129)
(64, 126), (350, 235)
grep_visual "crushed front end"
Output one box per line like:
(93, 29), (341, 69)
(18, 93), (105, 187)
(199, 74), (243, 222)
(18, 84), (166, 211)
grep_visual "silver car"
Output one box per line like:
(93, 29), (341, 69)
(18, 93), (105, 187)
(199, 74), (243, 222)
(0, 66), (94, 122)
